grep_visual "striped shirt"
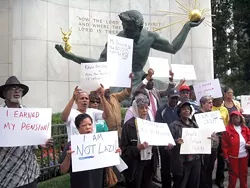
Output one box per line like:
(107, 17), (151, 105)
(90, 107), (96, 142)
(0, 103), (40, 187)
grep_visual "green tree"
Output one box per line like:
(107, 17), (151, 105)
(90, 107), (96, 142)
(212, 0), (250, 95)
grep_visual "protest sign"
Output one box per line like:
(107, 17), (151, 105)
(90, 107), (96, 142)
(193, 79), (222, 102)
(180, 128), (211, 154)
(170, 64), (196, 80)
(148, 57), (170, 77)
(194, 111), (226, 133)
(241, 95), (250, 114)
(0, 108), (52, 147)
(71, 131), (120, 172)
(80, 62), (111, 93)
(136, 118), (175, 146)
(115, 157), (128, 172)
(107, 35), (133, 87)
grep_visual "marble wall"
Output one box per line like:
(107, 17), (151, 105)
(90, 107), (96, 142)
(0, 0), (213, 112)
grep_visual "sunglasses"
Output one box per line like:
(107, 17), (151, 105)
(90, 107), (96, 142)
(5, 86), (24, 92)
(90, 100), (100, 104)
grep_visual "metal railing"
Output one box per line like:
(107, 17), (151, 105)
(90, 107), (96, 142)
(37, 124), (68, 182)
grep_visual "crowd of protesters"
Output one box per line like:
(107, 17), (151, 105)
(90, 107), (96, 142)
(1, 70), (250, 188)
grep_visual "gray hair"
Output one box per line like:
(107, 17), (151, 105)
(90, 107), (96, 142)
(118, 10), (144, 27)
(135, 93), (149, 107)
(200, 96), (212, 106)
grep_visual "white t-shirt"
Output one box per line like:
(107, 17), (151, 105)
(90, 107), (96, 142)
(234, 125), (248, 158)
(66, 108), (103, 141)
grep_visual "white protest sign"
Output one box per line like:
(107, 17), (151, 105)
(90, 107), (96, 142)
(115, 157), (128, 172)
(180, 128), (211, 154)
(0, 108), (52, 147)
(241, 95), (250, 114)
(148, 57), (169, 77)
(71, 131), (120, 172)
(136, 118), (175, 146)
(107, 35), (133, 87)
(193, 79), (223, 102)
(171, 64), (197, 80)
(194, 111), (226, 133)
(80, 62), (111, 93)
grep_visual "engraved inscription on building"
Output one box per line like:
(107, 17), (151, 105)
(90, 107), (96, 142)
(77, 16), (162, 34)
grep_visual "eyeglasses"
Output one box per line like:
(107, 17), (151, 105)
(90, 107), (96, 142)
(6, 86), (24, 92)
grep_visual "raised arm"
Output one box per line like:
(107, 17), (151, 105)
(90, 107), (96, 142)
(55, 44), (99, 64)
(61, 87), (81, 122)
(151, 19), (204, 54)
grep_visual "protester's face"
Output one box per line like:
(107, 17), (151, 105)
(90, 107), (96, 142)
(225, 89), (234, 100)
(89, 98), (100, 109)
(122, 22), (142, 40)
(180, 90), (190, 102)
(4, 86), (23, 104)
(76, 92), (89, 109)
(138, 104), (148, 119)
(202, 99), (213, 112)
(190, 90), (196, 100)
(169, 96), (179, 107)
(231, 115), (241, 126)
(180, 105), (191, 118)
(78, 117), (93, 134)
(146, 79), (154, 90)
(213, 98), (223, 107)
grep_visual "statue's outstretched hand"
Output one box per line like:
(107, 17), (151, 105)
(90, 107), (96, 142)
(55, 44), (65, 56)
(188, 17), (205, 28)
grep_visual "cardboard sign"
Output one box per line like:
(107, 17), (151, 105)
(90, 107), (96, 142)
(148, 57), (170, 77)
(0, 108), (52, 147)
(80, 62), (111, 93)
(71, 131), (120, 172)
(107, 35), (133, 88)
(194, 111), (226, 133)
(193, 79), (223, 102)
(180, 128), (211, 154)
(241, 95), (250, 114)
(136, 118), (175, 146)
(171, 64), (196, 80)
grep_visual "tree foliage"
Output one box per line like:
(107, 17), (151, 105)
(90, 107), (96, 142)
(211, 0), (250, 95)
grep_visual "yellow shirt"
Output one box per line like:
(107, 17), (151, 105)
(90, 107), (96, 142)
(212, 106), (230, 126)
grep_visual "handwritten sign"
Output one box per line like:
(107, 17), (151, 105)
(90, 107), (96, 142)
(148, 57), (170, 77)
(180, 128), (211, 154)
(241, 95), (250, 114)
(0, 108), (52, 147)
(171, 64), (197, 80)
(80, 62), (111, 93)
(107, 35), (133, 87)
(136, 118), (175, 146)
(194, 111), (226, 133)
(193, 79), (222, 103)
(71, 131), (120, 172)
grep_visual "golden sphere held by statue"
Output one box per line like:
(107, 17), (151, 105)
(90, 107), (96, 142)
(189, 9), (202, 22)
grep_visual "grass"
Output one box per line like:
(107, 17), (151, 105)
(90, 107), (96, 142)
(38, 174), (70, 188)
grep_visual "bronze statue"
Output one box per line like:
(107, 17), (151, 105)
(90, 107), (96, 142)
(55, 10), (203, 96)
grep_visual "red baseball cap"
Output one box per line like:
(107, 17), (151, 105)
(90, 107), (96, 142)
(179, 85), (190, 92)
(230, 111), (242, 117)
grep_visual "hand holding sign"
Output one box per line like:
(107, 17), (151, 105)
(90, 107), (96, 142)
(137, 142), (149, 151)
(177, 138), (184, 144)
(66, 146), (75, 159)
(147, 68), (154, 80)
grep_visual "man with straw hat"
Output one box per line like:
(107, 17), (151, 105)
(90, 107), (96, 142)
(0, 76), (52, 188)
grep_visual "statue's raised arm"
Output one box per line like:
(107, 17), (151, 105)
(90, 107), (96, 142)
(55, 44), (98, 64)
(151, 18), (204, 54)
